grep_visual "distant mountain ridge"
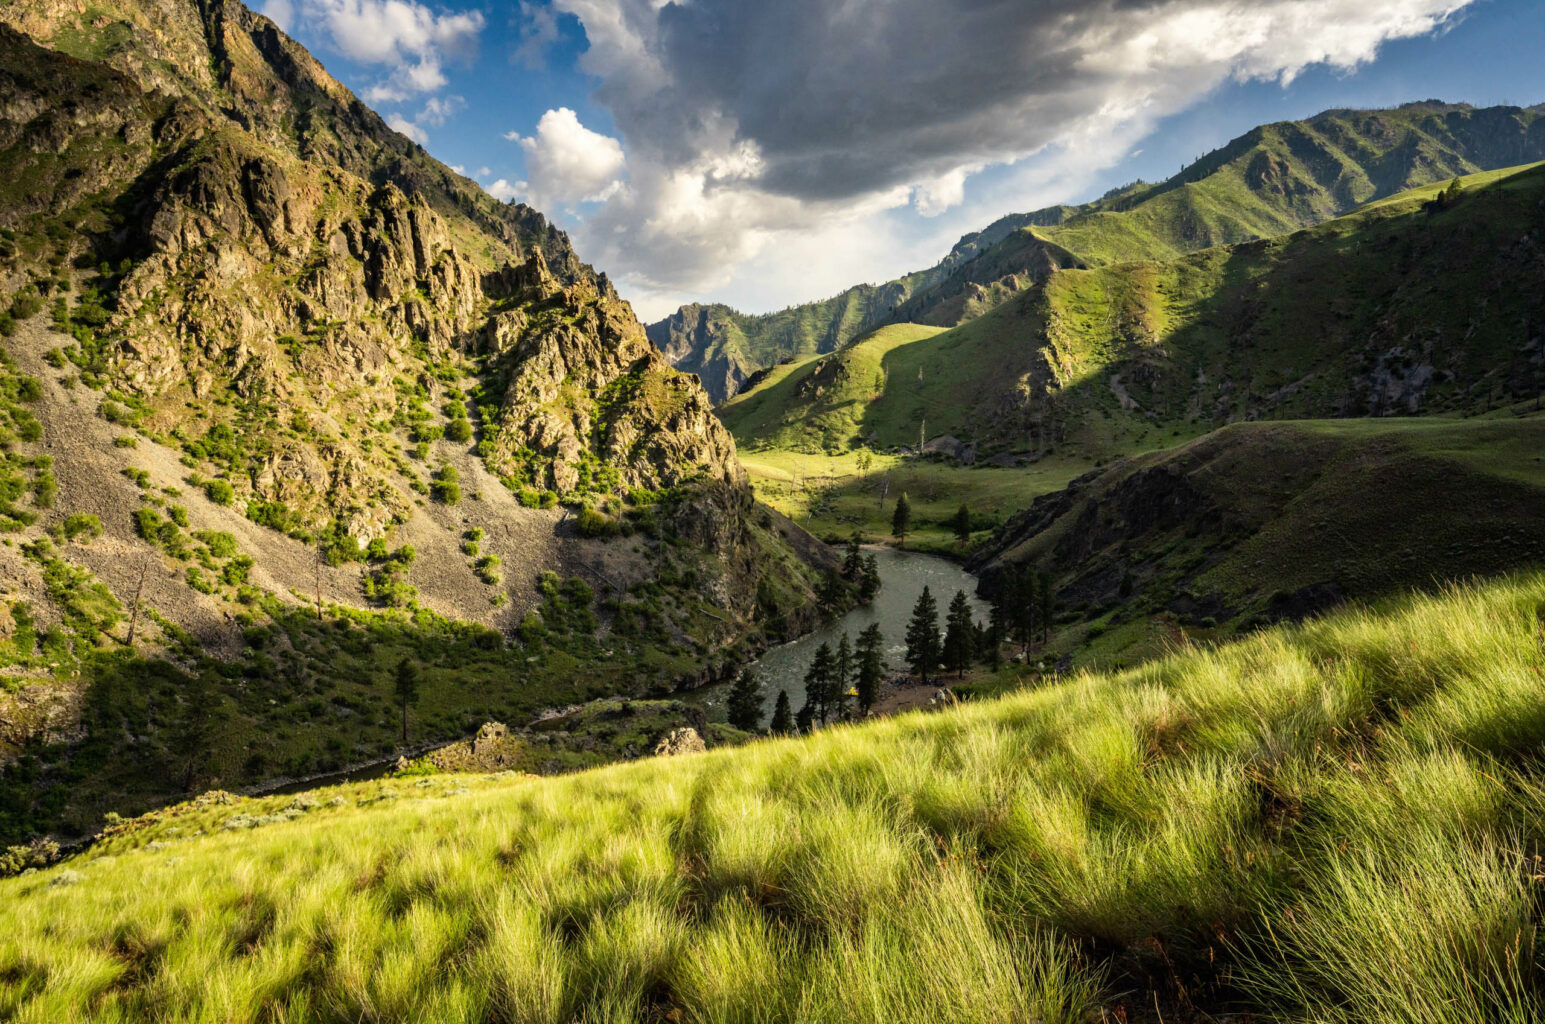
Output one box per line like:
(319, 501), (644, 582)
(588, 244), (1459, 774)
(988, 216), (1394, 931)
(720, 160), (1545, 457)
(654, 101), (1545, 402)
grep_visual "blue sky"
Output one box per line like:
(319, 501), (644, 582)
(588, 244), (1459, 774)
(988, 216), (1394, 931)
(262, 0), (1545, 322)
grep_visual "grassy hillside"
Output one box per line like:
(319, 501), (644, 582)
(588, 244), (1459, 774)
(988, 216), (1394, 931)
(727, 161), (1545, 460)
(719, 324), (946, 451)
(739, 447), (1090, 554)
(655, 102), (1545, 394)
(972, 414), (1545, 669)
(7, 574), (1545, 1022)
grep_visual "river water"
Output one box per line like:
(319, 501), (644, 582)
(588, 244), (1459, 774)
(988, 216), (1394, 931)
(693, 547), (989, 721)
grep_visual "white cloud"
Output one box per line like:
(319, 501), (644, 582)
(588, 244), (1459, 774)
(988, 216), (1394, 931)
(387, 113), (428, 145)
(511, 2), (561, 71)
(279, 0), (484, 103)
(486, 179), (523, 202)
(261, 0), (295, 32)
(530, 0), (1474, 315)
(416, 95), (464, 127)
(509, 107), (627, 207)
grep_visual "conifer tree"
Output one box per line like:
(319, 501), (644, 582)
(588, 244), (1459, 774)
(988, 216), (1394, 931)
(951, 504), (972, 543)
(394, 657), (419, 742)
(727, 669), (766, 732)
(795, 697), (815, 735)
(842, 532), (864, 579)
(833, 633), (853, 719)
(943, 590), (976, 676)
(804, 641), (836, 723)
(855, 623), (886, 712)
(770, 690), (793, 734)
(859, 553), (882, 602)
(905, 586), (941, 684)
(1037, 572), (1055, 644)
(820, 569), (852, 613)
(891, 492), (912, 547)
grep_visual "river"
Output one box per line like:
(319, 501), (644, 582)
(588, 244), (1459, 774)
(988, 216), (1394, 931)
(692, 547), (989, 721)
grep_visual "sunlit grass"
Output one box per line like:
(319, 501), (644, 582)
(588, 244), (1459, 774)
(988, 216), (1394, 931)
(5, 574), (1545, 1020)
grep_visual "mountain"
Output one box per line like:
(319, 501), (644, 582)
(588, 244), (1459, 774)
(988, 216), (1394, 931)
(656, 101), (1545, 401)
(0, 0), (833, 842)
(722, 160), (1545, 456)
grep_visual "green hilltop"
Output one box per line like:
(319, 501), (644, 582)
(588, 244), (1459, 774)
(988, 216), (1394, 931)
(655, 101), (1545, 401)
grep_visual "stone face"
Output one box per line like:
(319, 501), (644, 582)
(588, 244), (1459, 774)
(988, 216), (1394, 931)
(653, 727), (706, 757)
(0, 9), (743, 536)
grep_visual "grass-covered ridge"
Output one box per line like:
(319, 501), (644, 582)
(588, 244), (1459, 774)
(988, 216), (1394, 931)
(654, 102), (1545, 395)
(726, 160), (1545, 460)
(7, 574), (1545, 1021)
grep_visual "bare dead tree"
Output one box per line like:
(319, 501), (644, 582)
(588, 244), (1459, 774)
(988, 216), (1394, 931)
(125, 555), (151, 647)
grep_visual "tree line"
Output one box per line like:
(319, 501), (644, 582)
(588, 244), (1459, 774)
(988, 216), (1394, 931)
(727, 562), (1057, 736)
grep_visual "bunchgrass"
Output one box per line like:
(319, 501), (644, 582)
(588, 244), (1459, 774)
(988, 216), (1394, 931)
(5, 574), (1545, 1021)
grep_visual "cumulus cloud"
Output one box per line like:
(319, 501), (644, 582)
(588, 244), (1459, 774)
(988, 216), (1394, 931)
(275, 0), (484, 107)
(485, 178), (523, 202)
(508, 108), (628, 208)
(386, 112), (428, 144)
(529, 0), (1473, 309)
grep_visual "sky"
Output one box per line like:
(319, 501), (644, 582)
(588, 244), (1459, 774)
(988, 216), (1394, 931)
(259, 0), (1545, 323)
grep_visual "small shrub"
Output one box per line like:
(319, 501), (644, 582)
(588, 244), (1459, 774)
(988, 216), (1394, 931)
(205, 479), (235, 505)
(60, 513), (102, 542)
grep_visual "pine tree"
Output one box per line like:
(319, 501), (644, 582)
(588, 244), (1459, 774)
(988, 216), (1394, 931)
(855, 622), (885, 712)
(891, 492), (911, 547)
(820, 569), (852, 613)
(804, 641), (836, 724)
(905, 586), (941, 684)
(833, 633), (853, 719)
(794, 697), (815, 735)
(951, 504), (972, 543)
(943, 590), (976, 676)
(770, 690), (793, 734)
(859, 553), (882, 602)
(394, 657), (419, 742)
(1037, 572), (1055, 644)
(842, 532), (864, 579)
(727, 669), (765, 732)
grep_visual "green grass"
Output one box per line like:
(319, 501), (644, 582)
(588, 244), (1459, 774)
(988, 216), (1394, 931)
(7, 574), (1545, 1021)
(741, 448), (1086, 553)
(719, 324), (946, 452)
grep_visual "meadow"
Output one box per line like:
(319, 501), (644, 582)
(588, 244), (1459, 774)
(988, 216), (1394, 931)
(738, 446), (1087, 552)
(4, 573), (1545, 1022)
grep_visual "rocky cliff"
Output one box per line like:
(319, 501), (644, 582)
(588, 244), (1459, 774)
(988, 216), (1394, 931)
(0, 0), (827, 843)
